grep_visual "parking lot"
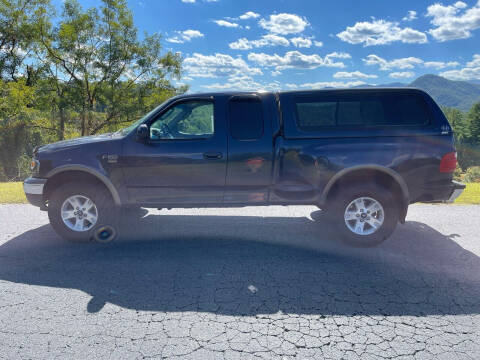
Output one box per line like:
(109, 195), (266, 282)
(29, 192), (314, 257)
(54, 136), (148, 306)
(0, 204), (479, 359)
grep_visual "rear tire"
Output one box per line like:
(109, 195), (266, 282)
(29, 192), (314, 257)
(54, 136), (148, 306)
(328, 184), (399, 247)
(48, 182), (118, 243)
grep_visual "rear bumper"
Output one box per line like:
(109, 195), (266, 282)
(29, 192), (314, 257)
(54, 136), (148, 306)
(419, 180), (466, 203)
(23, 177), (47, 208)
(444, 181), (466, 203)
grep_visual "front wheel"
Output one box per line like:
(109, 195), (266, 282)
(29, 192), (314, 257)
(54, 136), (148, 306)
(48, 182), (118, 243)
(328, 184), (399, 247)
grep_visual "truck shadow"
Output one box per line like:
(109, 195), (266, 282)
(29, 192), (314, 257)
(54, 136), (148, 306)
(0, 210), (479, 316)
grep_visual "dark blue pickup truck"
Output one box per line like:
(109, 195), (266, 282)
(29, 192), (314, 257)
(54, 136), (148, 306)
(24, 88), (465, 246)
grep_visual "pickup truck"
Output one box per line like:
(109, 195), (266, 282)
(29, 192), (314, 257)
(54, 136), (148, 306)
(23, 88), (465, 247)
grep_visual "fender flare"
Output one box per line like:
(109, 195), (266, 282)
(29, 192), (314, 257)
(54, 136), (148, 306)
(46, 165), (121, 205)
(320, 165), (410, 219)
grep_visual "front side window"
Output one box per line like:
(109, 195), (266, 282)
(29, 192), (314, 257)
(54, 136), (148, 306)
(150, 100), (214, 140)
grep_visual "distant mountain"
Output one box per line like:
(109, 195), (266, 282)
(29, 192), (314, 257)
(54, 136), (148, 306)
(354, 74), (480, 111)
(376, 82), (406, 88)
(408, 74), (480, 112)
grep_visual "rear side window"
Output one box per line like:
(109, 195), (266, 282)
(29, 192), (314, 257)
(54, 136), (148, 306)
(296, 102), (336, 127)
(229, 97), (263, 140)
(294, 93), (429, 131)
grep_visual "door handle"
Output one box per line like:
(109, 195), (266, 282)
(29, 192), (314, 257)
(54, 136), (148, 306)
(203, 152), (223, 160)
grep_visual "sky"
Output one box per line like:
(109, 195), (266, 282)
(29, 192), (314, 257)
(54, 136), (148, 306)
(62, 0), (480, 92)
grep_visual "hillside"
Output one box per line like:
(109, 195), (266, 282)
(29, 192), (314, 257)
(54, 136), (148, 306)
(408, 74), (480, 111)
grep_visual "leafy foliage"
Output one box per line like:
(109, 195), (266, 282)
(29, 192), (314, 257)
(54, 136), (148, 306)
(0, 0), (186, 180)
(442, 105), (480, 171)
(464, 167), (480, 183)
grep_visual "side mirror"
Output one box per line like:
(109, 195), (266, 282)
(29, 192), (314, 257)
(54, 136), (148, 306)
(136, 124), (149, 142)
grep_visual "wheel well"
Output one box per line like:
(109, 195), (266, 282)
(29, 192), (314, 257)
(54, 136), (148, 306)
(44, 171), (113, 203)
(324, 169), (408, 219)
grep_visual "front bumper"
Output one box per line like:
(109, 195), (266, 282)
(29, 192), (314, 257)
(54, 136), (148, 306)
(23, 177), (47, 208)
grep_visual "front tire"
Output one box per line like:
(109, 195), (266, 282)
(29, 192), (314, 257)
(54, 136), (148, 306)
(48, 182), (118, 243)
(328, 184), (399, 247)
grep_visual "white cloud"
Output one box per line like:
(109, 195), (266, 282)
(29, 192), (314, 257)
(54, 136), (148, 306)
(298, 81), (367, 89)
(364, 54), (460, 72)
(247, 51), (351, 71)
(333, 71), (378, 79)
(259, 13), (309, 35)
(290, 37), (312, 48)
(467, 54), (480, 67)
(337, 19), (427, 46)
(363, 54), (423, 70)
(229, 34), (290, 50)
(389, 71), (415, 79)
(202, 75), (281, 91)
(423, 61), (459, 69)
(239, 11), (260, 20)
(313, 41), (323, 47)
(403, 10), (418, 21)
(214, 20), (239, 28)
(166, 29), (204, 44)
(426, 1), (480, 41)
(440, 54), (480, 80)
(183, 53), (262, 79)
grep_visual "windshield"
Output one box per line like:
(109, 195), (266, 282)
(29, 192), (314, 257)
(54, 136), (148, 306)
(117, 102), (168, 136)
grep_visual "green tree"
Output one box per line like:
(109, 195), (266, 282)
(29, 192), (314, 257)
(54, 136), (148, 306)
(37, 0), (182, 136)
(0, 0), (51, 179)
(467, 102), (480, 144)
(0, 79), (35, 179)
(0, 0), (50, 81)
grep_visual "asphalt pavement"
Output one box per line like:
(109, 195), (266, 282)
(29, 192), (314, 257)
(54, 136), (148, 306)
(0, 204), (479, 359)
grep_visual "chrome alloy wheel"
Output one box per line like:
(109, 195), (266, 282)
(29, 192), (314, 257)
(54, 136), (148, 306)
(344, 197), (385, 236)
(61, 195), (98, 232)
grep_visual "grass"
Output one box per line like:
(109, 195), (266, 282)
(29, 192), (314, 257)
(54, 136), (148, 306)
(0, 182), (27, 204)
(0, 181), (479, 205)
(455, 182), (480, 204)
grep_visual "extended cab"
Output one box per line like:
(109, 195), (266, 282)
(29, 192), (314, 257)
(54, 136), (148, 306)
(23, 88), (465, 246)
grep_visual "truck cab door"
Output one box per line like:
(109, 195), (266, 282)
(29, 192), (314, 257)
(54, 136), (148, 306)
(224, 94), (275, 204)
(121, 97), (227, 205)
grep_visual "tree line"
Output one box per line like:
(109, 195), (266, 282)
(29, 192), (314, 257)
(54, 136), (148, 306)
(0, 0), (186, 180)
(443, 103), (480, 173)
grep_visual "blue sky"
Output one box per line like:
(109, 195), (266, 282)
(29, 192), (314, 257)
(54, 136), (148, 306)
(66, 0), (480, 92)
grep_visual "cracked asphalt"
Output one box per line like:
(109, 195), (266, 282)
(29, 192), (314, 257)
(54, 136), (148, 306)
(0, 204), (479, 359)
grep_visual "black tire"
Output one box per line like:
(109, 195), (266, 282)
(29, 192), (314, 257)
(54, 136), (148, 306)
(48, 182), (118, 243)
(327, 184), (399, 247)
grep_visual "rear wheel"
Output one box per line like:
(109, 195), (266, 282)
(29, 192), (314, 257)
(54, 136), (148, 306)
(328, 184), (399, 247)
(48, 182), (118, 243)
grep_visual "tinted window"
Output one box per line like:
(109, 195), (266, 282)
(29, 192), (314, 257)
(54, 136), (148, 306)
(229, 97), (263, 140)
(296, 102), (336, 128)
(391, 96), (429, 126)
(294, 94), (429, 130)
(337, 101), (363, 125)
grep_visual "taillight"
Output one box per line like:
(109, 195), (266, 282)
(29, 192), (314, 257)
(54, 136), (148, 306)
(439, 152), (457, 173)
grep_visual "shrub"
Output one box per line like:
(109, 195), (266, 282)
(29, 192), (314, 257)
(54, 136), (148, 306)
(464, 166), (480, 183)
(453, 164), (463, 181)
